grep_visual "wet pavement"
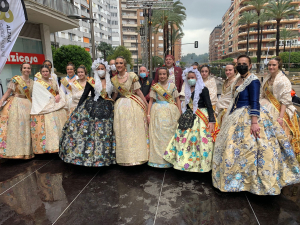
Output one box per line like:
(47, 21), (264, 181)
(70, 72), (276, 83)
(0, 155), (299, 225)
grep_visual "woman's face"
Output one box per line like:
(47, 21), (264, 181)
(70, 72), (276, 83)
(268, 59), (279, 74)
(158, 69), (168, 82)
(116, 58), (126, 72)
(44, 62), (52, 70)
(225, 65), (235, 79)
(66, 65), (75, 76)
(201, 67), (209, 80)
(77, 68), (86, 80)
(98, 64), (106, 71)
(41, 68), (50, 79)
(187, 72), (196, 80)
(22, 64), (31, 76)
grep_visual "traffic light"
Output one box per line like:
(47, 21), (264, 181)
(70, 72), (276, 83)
(194, 41), (198, 48)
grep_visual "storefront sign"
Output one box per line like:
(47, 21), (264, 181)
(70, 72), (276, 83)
(6, 52), (45, 65)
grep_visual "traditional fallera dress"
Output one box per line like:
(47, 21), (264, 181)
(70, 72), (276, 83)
(59, 78), (116, 167)
(30, 79), (67, 154)
(204, 76), (218, 110)
(34, 72), (59, 87)
(215, 78), (236, 126)
(163, 87), (218, 172)
(260, 71), (300, 162)
(212, 74), (300, 195)
(69, 80), (85, 114)
(0, 76), (34, 159)
(60, 76), (79, 113)
(148, 83), (180, 168)
(112, 72), (149, 166)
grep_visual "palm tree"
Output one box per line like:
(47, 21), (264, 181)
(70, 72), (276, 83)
(265, 0), (298, 56)
(169, 24), (184, 56)
(97, 42), (114, 61)
(238, 11), (257, 56)
(244, 0), (268, 72)
(270, 28), (299, 52)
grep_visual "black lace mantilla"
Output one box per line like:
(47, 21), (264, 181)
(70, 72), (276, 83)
(178, 109), (196, 130)
(84, 96), (113, 119)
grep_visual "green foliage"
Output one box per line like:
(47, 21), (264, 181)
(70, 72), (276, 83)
(181, 53), (209, 65)
(97, 42), (115, 61)
(53, 45), (92, 74)
(279, 52), (300, 64)
(107, 46), (133, 69)
(211, 57), (234, 64)
(180, 61), (186, 67)
(51, 45), (57, 56)
(250, 57), (257, 63)
(152, 56), (164, 68)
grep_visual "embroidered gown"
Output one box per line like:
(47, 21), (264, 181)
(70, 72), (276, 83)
(148, 83), (181, 168)
(163, 87), (216, 172)
(204, 76), (218, 110)
(59, 81), (116, 167)
(30, 79), (67, 154)
(60, 76), (79, 113)
(0, 76), (34, 159)
(260, 71), (300, 162)
(69, 80), (85, 115)
(112, 72), (149, 166)
(212, 74), (300, 195)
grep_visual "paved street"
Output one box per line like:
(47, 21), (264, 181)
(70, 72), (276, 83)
(1, 155), (299, 225)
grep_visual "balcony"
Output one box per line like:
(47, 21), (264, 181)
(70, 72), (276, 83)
(122, 23), (138, 27)
(123, 31), (137, 35)
(238, 27), (298, 37)
(29, 0), (78, 16)
(122, 15), (137, 19)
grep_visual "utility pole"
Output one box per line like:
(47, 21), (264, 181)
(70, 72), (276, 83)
(89, 0), (95, 61)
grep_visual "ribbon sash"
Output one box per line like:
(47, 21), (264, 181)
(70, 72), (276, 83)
(36, 79), (57, 97)
(151, 83), (176, 105)
(61, 77), (72, 92)
(73, 79), (84, 91)
(34, 72), (42, 80)
(111, 76), (146, 112)
(12, 76), (31, 102)
(87, 78), (113, 102)
(264, 83), (300, 157)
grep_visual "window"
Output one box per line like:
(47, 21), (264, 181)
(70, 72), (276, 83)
(68, 33), (75, 41)
(140, 20), (144, 25)
(140, 12), (143, 16)
(158, 36), (163, 40)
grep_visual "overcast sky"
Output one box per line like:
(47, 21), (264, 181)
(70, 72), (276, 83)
(180, 0), (231, 56)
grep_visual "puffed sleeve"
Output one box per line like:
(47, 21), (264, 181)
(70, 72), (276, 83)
(277, 78), (293, 106)
(78, 82), (93, 107)
(172, 86), (179, 99)
(7, 80), (16, 91)
(131, 73), (141, 90)
(149, 88), (156, 99)
(248, 80), (260, 117)
(201, 87), (216, 123)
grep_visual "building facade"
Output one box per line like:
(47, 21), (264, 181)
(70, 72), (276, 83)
(51, 0), (121, 58)
(209, 25), (222, 62)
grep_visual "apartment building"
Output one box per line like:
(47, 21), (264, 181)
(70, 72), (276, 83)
(51, 0), (121, 57)
(220, 0), (300, 62)
(209, 25), (222, 62)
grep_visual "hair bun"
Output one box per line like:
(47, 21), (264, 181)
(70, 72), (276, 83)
(79, 64), (86, 68)
(67, 62), (74, 65)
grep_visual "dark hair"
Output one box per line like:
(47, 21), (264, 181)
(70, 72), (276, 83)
(66, 62), (75, 70)
(269, 56), (283, 70)
(226, 63), (237, 73)
(77, 65), (88, 75)
(199, 65), (211, 74)
(40, 65), (51, 73)
(192, 62), (199, 66)
(237, 55), (252, 64)
(43, 60), (53, 68)
(20, 62), (31, 72)
(158, 67), (170, 78)
(116, 56), (127, 66)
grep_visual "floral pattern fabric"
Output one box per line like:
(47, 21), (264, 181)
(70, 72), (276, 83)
(59, 96), (116, 167)
(212, 106), (300, 195)
(163, 108), (214, 172)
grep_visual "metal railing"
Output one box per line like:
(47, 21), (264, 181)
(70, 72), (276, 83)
(29, 0), (78, 16)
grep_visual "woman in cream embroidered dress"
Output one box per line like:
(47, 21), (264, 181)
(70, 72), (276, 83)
(260, 57), (300, 162)
(31, 65), (67, 154)
(0, 63), (34, 159)
(69, 65), (87, 114)
(215, 64), (236, 126)
(147, 67), (181, 168)
(34, 60), (59, 87)
(212, 55), (300, 195)
(199, 65), (218, 109)
(112, 56), (149, 166)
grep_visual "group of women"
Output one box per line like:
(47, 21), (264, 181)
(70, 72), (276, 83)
(0, 54), (300, 196)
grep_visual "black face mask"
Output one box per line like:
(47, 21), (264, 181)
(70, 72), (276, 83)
(236, 65), (249, 75)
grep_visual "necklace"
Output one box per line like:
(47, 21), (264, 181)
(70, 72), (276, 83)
(118, 72), (127, 79)
(67, 74), (76, 80)
(22, 76), (30, 82)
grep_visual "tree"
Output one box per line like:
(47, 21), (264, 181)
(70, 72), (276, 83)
(97, 42), (115, 61)
(53, 45), (92, 74)
(107, 46), (133, 69)
(238, 11), (257, 56)
(271, 28), (299, 52)
(169, 24), (184, 56)
(244, 0), (268, 72)
(152, 56), (164, 69)
(265, 0), (298, 56)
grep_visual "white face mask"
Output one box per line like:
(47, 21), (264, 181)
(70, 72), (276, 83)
(111, 64), (116, 71)
(98, 70), (105, 78)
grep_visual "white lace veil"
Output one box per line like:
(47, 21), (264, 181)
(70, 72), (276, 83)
(182, 67), (205, 113)
(91, 58), (113, 101)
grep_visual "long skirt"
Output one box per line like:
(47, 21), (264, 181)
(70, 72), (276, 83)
(212, 106), (300, 195)
(59, 97), (116, 167)
(216, 108), (227, 128)
(163, 108), (214, 172)
(148, 101), (180, 168)
(31, 109), (67, 154)
(114, 96), (149, 166)
(0, 96), (33, 159)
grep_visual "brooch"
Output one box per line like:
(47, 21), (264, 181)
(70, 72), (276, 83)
(146, 81), (149, 85)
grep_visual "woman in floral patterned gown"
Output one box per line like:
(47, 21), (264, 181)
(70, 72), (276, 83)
(59, 59), (116, 167)
(212, 55), (300, 195)
(163, 67), (216, 172)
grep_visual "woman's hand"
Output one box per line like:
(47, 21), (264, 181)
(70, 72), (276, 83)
(277, 117), (284, 127)
(208, 123), (215, 134)
(250, 123), (260, 139)
(55, 95), (60, 103)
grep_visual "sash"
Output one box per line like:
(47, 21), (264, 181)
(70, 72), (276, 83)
(111, 76), (146, 112)
(264, 83), (300, 159)
(34, 72), (42, 80)
(61, 77), (72, 92)
(36, 80), (57, 97)
(73, 79), (84, 91)
(87, 78), (113, 102)
(12, 76), (31, 102)
(188, 99), (220, 142)
(151, 83), (176, 105)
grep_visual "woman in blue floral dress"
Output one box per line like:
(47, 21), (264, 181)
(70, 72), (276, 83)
(59, 59), (116, 167)
(212, 55), (300, 195)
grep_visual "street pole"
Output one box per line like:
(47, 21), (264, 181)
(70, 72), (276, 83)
(89, 0), (95, 61)
(136, 37), (139, 73)
(288, 40), (292, 72)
